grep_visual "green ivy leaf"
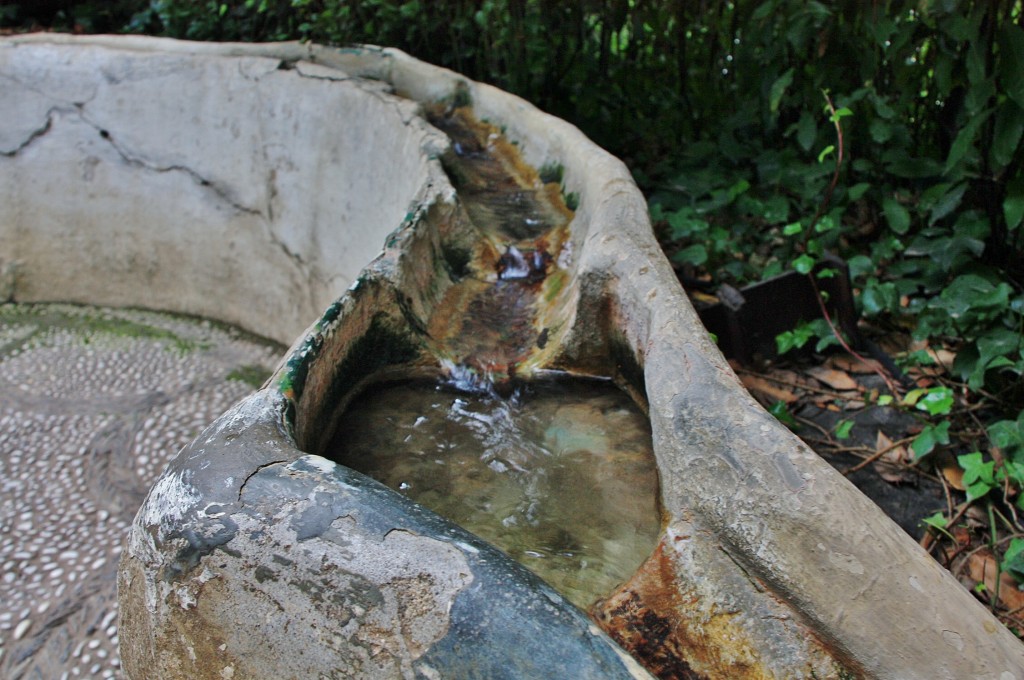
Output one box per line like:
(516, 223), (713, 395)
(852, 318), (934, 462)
(814, 215), (837, 233)
(399, 1), (421, 19)
(847, 254), (873, 279)
(1004, 176), (1024, 232)
(769, 68), (795, 113)
(1000, 460), (1024, 489)
(944, 110), (993, 175)
(936, 274), (1011, 322)
(922, 511), (948, 531)
(814, 332), (841, 352)
(792, 254), (816, 274)
(859, 280), (899, 316)
(762, 195), (791, 223)
(667, 210), (710, 240)
(847, 182), (871, 201)
(969, 328), (1023, 390)
(1000, 25), (1024, 109)
(907, 231), (985, 272)
(993, 101), (1024, 168)
(966, 41), (987, 85)
(913, 421), (951, 459)
(1003, 538), (1024, 583)
(989, 412), (1024, 459)
(776, 331), (799, 355)
(882, 197), (911, 234)
(930, 182), (967, 225)
(916, 387), (955, 416)
(768, 400), (799, 429)
(921, 511), (956, 541)
(796, 110), (817, 151)
(671, 244), (709, 267)
(783, 222), (804, 236)
(775, 319), (828, 355)
(872, 94), (896, 119)
(958, 451), (996, 500)
(829, 106), (853, 123)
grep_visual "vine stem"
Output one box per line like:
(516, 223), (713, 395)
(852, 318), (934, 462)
(808, 91), (902, 397)
(807, 91), (844, 234)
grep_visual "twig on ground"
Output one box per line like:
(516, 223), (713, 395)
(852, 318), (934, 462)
(842, 435), (916, 475)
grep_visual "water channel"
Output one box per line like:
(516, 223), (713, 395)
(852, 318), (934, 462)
(326, 105), (663, 609)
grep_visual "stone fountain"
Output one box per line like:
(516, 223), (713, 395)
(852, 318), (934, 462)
(3, 34), (1023, 679)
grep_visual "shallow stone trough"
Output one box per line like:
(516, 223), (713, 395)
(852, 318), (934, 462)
(3, 34), (1024, 679)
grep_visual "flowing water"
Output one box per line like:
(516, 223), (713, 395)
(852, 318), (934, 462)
(421, 106), (574, 382)
(328, 378), (661, 609)
(327, 107), (662, 609)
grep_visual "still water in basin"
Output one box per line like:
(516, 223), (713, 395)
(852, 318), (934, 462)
(328, 377), (661, 609)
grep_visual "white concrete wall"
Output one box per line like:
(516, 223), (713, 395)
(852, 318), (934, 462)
(0, 37), (449, 344)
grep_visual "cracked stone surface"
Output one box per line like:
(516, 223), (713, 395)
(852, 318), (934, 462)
(0, 303), (282, 679)
(0, 39), (449, 345)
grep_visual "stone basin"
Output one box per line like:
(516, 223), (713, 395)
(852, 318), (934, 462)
(3, 34), (1024, 679)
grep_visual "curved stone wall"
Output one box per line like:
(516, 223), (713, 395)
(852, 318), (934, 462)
(1, 35), (448, 345)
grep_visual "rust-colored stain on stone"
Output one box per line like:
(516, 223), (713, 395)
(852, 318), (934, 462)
(592, 538), (772, 680)
(421, 105), (574, 382)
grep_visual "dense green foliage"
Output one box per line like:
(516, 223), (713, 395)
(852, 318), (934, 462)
(5, 1), (1024, 517)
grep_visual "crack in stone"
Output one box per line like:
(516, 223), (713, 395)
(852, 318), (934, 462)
(293, 61), (353, 83)
(237, 459), (289, 502)
(243, 72), (317, 298)
(1, 106), (59, 156)
(81, 114), (266, 219)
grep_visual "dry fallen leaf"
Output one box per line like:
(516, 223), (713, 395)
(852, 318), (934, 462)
(768, 368), (808, 387)
(907, 364), (947, 378)
(827, 355), (884, 375)
(873, 431), (916, 484)
(810, 394), (834, 408)
(953, 526), (972, 546)
(807, 365), (859, 391)
(927, 347), (957, 368)
(739, 373), (798, 405)
(691, 291), (720, 306)
(942, 461), (966, 491)
(959, 549), (1024, 612)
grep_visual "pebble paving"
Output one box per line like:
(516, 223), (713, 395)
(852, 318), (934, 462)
(0, 303), (283, 679)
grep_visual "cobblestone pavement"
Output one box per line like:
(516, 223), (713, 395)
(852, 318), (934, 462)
(0, 304), (283, 680)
